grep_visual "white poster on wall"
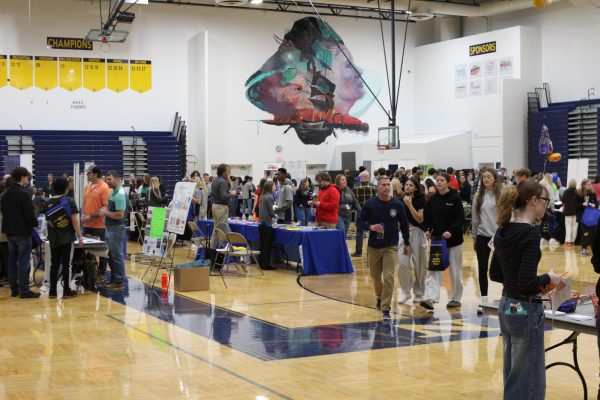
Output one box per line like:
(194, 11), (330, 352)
(484, 59), (498, 77)
(499, 57), (513, 75)
(455, 64), (468, 81)
(284, 160), (307, 181)
(166, 182), (196, 234)
(469, 80), (482, 96)
(469, 62), (482, 79)
(484, 78), (498, 95)
(567, 158), (589, 188)
(455, 81), (468, 99)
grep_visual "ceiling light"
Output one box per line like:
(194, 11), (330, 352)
(251, 0), (263, 4)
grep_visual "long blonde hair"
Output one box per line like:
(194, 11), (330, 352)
(150, 176), (160, 190)
(578, 178), (593, 196)
(195, 177), (207, 190)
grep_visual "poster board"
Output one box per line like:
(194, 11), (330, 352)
(567, 158), (589, 186)
(143, 206), (170, 257)
(166, 182), (196, 235)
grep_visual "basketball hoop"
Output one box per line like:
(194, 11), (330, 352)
(100, 37), (111, 53)
(377, 144), (390, 151)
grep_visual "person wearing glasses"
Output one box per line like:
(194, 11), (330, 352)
(490, 179), (565, 400)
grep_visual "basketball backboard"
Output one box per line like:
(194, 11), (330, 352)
(377, 126), (399, 150)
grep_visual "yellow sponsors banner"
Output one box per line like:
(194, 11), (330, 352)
(469, 41), (496, 57)
(59, 57), (82, 91)
(47, 37), (93, 51)
(130, 60), (152, 93)
(9, 55), (33, 90)
(0, 55), (6, 88)
(83, 58), (106, 92)
(34, 56), (58, 91)
(107, 59), (129, 92)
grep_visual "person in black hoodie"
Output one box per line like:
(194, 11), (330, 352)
(590, 220), (600, 373)
(420, 172), (465, 311)
(490, 180), (565, 400)
(561, 179), (578, 247)
(576, 178), (597, 256)
(0, 166), (39, 298)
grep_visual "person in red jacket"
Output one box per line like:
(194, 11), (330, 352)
(447, 167), (460, 191)
(312, 171), (340, 228)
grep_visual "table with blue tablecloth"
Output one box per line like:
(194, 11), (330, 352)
(197, 220), (354, 276)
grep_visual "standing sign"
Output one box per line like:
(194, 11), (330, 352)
(166, 182), (196, 235)
(143, 207), (169, 257)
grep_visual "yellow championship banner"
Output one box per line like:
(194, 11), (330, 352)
(35, 56), (58, 91)
(107, 59), (129, 92)
(59, 57), (82, 91)
(9, 55), (33, 90)
(0, 55), (6, 88)
(83, 58), (106, 92)
(130, 60), (152, 93)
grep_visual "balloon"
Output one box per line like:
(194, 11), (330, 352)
(547, 152), (562, 162)
(538, 124), (553, 156)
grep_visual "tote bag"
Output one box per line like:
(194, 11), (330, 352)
(428, 236), (450, 271)
(581, 206), (600, 228)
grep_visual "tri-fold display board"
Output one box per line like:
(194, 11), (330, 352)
(0, 55), (151, 93)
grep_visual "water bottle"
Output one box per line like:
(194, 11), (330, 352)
(161, 273), (168, 290)
(376, 223), (385, 240)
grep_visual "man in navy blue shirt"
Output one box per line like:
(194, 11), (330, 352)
(359, 176), (410, 320)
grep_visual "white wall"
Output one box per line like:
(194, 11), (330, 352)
(0, 0), (436, 178)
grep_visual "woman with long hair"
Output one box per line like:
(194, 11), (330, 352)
(576, 178), (597, 256)
(294, 178), (312, 226)
(490, 180), (565, 399)
(258, 181), (277, 270)
(192, 177), (208, 220)
(459, 174), (472, 204)
(138, 174), (150, 199)
(562, 179), (578, 247)
(335, 174), (360, 238)
(147, 176), (165, 207)
(471, 167), (502, 311)
(252, 178), (267, 220)
(397, 176), (427, 304)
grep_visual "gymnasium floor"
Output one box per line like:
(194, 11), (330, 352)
(1, 237), (598, 399)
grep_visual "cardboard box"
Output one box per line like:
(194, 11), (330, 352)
(174, 267), (210, 292)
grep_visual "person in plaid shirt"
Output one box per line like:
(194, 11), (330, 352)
(352, 171), (377, 257)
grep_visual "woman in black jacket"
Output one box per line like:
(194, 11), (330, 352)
(458, 174), (472, 204)
(490, 180), (565, 400)
(561, 179), (578, 247)
(576, 178), (597, 256)
(294, 178), (312, 226)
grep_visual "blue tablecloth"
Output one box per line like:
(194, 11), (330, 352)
(197, 220), (354, 276)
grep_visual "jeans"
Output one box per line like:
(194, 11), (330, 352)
(83, 227), (108, 274)
(296, 207), (310, 226)
(105, 224), (126, 284)
(475, 235), (492, 297)
(241, 198), (253, 215)
(498, 296), (546, 400)
(355, 219), (365, 255)
(7, 235), (32, 294)
(336, 215), (351, 239)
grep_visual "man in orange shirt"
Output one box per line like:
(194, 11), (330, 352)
(81, 165), (112, 280)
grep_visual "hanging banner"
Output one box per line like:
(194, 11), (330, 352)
(166, 182), (195, 235)
(59, 57), (82, 91)
(107, 59), (129, 92)
(130, 60), (152, 93)
(83, 58), (106, 92)
(35, 56), (58, 91)
(47, 37), (93, 51)
(0, 55), (6, 88)
(9, 55), (33, 90)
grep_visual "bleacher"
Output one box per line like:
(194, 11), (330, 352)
(0, 130), (182, 194)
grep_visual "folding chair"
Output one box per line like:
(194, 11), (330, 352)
(136, 212), (147, 246)
(141, 232), (178, 288)
(210, 227), (229, 288)
(187, 221), (209, 258)
(225, 232), (263, 276)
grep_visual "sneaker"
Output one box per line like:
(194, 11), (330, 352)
(447, 300), (462, 308)
(351, 252), (362, 258)
(62, 290), (78, 298)
(540, 239), (549, 246)
(413, 297), (423, 304)
(382, 310), (391, 320)
(397, 293), (411, 304)
(549, 238), (559, 246)
(10, 291), (19, 297)
(105, 282), (125, 291)
(420, 299), (434, 310)
(48, 291), (57, 299)
(20, 291), (41, 299)
(375, 297), (381, 310)
(581, 249), (589, 256)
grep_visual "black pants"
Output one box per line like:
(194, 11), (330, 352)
(259, 224), (274, 269)
(581, 225), (595, 250)
(475, 235), (492, 297)
(0, 241), (7, 279)
(50, 243), (73, 294)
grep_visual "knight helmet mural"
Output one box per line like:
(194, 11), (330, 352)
(245, 17), (378, 145)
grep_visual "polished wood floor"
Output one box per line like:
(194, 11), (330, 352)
(0, 236), (598, 399)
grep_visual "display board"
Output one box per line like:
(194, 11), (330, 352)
(83, 58), (106, 92)
(0, 55), (7, 88)
(143, 207), (170, 257)
(35, 56), (58, 91)
(107, 59), (129, 92)
(9, 55), (33, 90)
(130, 60), (152, 93)
(59, 57), (82, 91)
(166, 182), (195, 235)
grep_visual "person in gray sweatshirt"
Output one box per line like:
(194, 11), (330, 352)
(471, 167), (502, 312)
(335, 174), (361, 239)
(259, 181), (277, 270)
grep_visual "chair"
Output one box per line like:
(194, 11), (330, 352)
(136, 212), (147, 246)
(225, 232), (263, 276)
(211, 227), (229, 288)
(141, 232), (178, 288)
(187, 221), (209, 258)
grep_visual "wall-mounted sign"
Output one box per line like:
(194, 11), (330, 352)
(47, 37), (93, 51)
(469, 41), (496, 57)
